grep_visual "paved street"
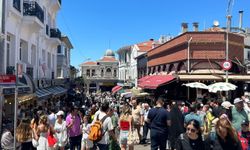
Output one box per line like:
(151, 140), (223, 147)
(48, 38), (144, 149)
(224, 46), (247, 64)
(134, 144), (151, 150)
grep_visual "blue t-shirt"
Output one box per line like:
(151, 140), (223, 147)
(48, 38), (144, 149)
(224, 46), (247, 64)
(147, 107), (170, 134)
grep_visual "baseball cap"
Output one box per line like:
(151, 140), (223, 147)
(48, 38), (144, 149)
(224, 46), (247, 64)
(56, 110), (64, 116)
(233, 98), (243, 104)
(221, 101), (233, 109)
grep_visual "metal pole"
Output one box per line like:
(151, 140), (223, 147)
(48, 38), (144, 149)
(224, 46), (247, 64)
(13, 63), (18, 149)
(0, 87), (3, 134)
(225, 16), (231, 83)
(187, 37), (192, 101)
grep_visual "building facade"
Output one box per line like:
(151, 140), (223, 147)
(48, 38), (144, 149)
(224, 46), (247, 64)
(56, 36), (73, 79)
(4, 0), (62, 88)
(80, 49), (119, 93)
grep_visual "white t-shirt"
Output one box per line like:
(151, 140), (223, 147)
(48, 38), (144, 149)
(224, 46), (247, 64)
(92, 111), (113, 145)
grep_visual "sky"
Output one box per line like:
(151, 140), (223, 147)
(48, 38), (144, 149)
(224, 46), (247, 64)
(57, 0), (250, 69)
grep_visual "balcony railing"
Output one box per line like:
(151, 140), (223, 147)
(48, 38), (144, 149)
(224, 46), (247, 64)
(26, 67), (33, 78)
(50, 28), (61, 39)
(23, 1), (44, 23)
(6, 66), (15, 75)
(13, 0), (21, 12)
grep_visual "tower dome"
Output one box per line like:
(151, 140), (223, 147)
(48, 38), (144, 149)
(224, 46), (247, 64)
(105, 49), (115, 57)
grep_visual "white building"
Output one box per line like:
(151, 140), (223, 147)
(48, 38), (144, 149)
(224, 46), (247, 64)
(117, 37), (169, 86)
(3, 0), (61, 87)
(56, 35), (73, 79)
(80, 49), (119, 92)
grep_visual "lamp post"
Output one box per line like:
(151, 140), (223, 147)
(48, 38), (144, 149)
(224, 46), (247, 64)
(225, 15), (231, 83)
(187, 37), (192, 100)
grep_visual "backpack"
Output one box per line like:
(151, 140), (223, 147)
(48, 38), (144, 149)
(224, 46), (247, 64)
(88, 114), (108, 142)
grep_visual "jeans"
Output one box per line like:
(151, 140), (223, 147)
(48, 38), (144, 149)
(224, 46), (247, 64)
(150, 130), (167, 150)
(142, 122), (150, 142)
(96, 143), (109, 150)
(69, 134), (82, 150)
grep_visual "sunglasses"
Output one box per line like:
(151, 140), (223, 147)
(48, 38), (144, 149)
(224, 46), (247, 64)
(187, 127), (196, 133)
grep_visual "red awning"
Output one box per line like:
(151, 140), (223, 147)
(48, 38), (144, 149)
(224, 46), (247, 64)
(138, 75), (175, 89)
(112, 85), (122, 93)
(138, 75), (154, 83)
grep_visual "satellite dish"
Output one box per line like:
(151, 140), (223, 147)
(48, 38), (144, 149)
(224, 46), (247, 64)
(213, 20), (220, 27)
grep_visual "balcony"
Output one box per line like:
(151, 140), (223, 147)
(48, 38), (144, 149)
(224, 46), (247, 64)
(23, 1), (44, 23)
(13, 0), (21, 12)
(6, 66), (15, 75)
(50, 28), (61, 39)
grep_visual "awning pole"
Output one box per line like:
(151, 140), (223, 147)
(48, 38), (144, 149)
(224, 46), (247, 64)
(14, 63), (19, 149)
(0, 87), (3, 134)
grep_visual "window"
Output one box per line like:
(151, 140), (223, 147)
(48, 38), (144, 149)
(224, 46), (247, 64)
(101, 69), (104, 77)
(6, 35), (10, 66)
(19, 42), (22, 60)
(106, 68), (112, 76)
(86, 69), (90, 77)
(57, 45), (61, 53)
(91, 69), (95, 77)
(248, 51), (250, 60)
(114, 69), (117, 77)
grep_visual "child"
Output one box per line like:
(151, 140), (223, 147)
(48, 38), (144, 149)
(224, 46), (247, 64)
(81, 115), (93, 150)
(238, 120), (250, 150)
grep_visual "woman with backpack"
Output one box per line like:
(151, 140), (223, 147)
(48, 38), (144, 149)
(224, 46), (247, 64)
(204, 114), (242, 150)
(119, 105), (134, 150)
(175, 119), (205, 150)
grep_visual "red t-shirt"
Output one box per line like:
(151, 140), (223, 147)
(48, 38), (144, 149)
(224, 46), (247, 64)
(120, 120), (130, 130)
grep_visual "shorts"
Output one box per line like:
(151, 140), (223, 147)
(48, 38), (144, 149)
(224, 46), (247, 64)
(82, 138), (93, 148)
(119, 130), (129, 145)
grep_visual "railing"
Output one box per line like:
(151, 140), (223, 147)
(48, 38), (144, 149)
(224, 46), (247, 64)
(26, 67), (33, 78)
(13, 0), (21, 12)
(6, 66), (15, 75)
(50, 28), (61, 39)
(23, 1), (44, 23)
(46, 25), (49, 36)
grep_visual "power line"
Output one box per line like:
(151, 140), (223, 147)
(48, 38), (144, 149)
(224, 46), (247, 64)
(59, 10), (89, 62)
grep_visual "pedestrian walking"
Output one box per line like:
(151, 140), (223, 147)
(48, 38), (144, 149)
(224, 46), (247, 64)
(54, 110), (68, 150)
(147, 97), (171, 150)
(175, 119), (205, 150)
(204, 114), (242, 150)
(66, 106), (82, 150)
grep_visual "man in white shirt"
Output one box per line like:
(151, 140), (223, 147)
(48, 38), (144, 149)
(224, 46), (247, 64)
(91, 102), (117, 150)
(141, 103), (151, 144)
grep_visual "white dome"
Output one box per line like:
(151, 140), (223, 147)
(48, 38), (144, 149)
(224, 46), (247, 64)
(105, 49), (115, 57)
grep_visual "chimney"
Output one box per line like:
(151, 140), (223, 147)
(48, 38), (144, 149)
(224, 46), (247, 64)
(239, 10), (243, 29)
(226, 15), (232, 32)
(181, 23), (188, 33)
(193, 22), (199, 31)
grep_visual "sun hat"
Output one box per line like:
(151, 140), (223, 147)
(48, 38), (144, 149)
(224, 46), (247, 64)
(233, 98), (243, 104)
(56, 110), (64, 116)
(221, 101), (233, 109)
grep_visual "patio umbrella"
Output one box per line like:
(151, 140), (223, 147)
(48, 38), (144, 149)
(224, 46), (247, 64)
(208, 82), (237, 93)
(183, 82), (208, 89)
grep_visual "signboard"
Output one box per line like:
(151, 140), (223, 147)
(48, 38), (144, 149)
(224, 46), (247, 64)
(221, 60), (232, 71)
(0, 75), (16, 84)
(2, 87), (30, 95)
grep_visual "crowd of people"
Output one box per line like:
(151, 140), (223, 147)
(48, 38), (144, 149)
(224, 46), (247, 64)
(1, 90), (250, 150)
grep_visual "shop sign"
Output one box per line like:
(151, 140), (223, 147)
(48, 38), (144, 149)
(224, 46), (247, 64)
(2, 87), (30, 95)
(0, 75), (16, 84)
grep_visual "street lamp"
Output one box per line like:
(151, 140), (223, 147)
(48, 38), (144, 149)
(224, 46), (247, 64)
(225, 15), (231, 83)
